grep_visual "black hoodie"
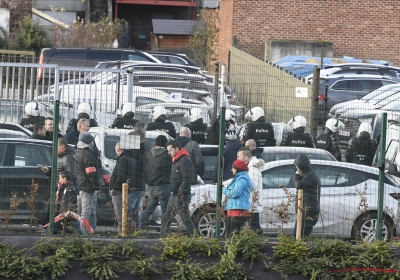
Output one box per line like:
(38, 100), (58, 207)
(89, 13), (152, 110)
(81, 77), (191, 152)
(293, 155), (321, 214)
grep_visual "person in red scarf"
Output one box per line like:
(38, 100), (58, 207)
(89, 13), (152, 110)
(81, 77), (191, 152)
(160, 140), (196, 237)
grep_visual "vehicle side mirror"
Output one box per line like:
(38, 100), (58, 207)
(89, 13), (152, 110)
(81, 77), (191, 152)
(388, 163), (398, 176)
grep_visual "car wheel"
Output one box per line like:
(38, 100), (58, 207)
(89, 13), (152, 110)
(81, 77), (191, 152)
(194, 207), (225, 239)
(353, 212), (393, 242)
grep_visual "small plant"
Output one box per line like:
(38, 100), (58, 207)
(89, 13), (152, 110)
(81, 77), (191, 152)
(24, 180), (40, 230)
(204, 243), (251, 280)
(42, 248), (71, 280)
(32, 238), (61, 255)
(166, 259), (205, 280)
(227, 227), (268, 269)
(273, 235), (311, 274)
(160, 233), (195, 260)
(80, 241), (123, 280)
(192, 236), (222, 257)
(124, 256), (162, 280)
(0, 192), (24, 229)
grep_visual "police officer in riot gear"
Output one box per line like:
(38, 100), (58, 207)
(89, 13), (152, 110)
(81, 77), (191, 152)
(205, 109), (237, 145)
(281, 115), (315, 148)
(183, 108), (207, 144)
(345, 122), (377, 166)
(19, 102), (45, 132)
(110, 103), (138, 129)
(240, 107), (276, 147)
(66, 102), (98, 133)
(146, 105), (177, 138)
(315, 119), (344, 161)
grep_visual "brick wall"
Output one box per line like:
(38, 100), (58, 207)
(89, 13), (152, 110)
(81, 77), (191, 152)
(217, 0), (400, 66)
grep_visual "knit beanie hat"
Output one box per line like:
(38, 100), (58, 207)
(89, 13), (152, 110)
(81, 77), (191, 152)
(155, 135), (168, 147)
(233, 159), (249, 171)
(79, 131), (94, 144)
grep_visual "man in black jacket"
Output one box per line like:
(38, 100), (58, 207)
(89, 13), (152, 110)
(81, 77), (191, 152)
(292, 155), (321, 238)
(126, 131), (147, 228)
(41, 137), (78, 185)
(160, 140), (196, 237)
(140, 135), (172, 229)
(75, 132), (99, 235)
(44, 117), (63, 141)
(176, 127), (204, 185)
(110, 142), (136, 234)
(30, 121), (46, 140)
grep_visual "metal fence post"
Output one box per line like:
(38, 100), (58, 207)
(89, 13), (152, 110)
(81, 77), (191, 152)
(310, 67), (320, 139)
(122, 183), (128, 237)
(377, 112), (387, 241)
(48, 65), (60, 235)
(296, 189), (304, 240)
(116, 60), (121, 112)
(213, 62), (219, 119)
(215, 107), (226, 239)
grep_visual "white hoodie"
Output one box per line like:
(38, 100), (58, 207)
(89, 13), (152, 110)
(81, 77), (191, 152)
(247, 156), (265, 213)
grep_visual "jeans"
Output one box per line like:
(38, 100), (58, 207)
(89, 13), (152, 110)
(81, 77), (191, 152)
(160, 193), (195, 237)
(111, 191), (123, 234)
(139, 185), (171, 229)
(78, 191), (97, 231)
(80, 191), (95, 236)
(292, 211), (319, 238)
(128, 191), (144, 227)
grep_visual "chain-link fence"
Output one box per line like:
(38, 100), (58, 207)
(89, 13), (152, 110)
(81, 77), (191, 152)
(0, 53), (398, 241)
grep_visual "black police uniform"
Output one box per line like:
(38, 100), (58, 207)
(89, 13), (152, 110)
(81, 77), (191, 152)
(315, 128), (341, 161)
(147, 119), (177, 138)
(205, 118), (220, 145)
(281, 127), (315, 148)
(19, 115), (45, 132)
(240, 116), (276, 147)
(345, 133), (377, 166)
(110, 113), (138, 129)
(66, 113), (98, 133)
(184, 119), (207, 144)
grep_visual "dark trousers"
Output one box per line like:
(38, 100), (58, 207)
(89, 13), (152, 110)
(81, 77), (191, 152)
(225, 216), (250, 237)
(292, 212), (319, 238)
(250, 213), (263, 235)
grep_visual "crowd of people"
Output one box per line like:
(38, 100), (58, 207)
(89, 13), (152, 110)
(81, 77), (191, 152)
(16, 100), (376, 237)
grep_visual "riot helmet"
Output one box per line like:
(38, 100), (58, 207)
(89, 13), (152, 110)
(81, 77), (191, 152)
(25, 102), (39, 116)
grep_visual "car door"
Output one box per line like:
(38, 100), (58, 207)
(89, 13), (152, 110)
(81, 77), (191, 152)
(1, 142), (52, 225)
(261, 165), (296, 235)
(311, 165), (368, 237)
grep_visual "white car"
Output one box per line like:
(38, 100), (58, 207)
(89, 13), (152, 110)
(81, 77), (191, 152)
(329, 84), (400, 118)
(186, 160), (400, 241)
(89, 127), (173, 171)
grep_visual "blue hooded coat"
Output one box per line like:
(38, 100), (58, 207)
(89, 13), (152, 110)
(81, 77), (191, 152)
(222, 171), (252, 210)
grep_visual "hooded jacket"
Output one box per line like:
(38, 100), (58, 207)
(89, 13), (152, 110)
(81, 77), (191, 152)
(222, 171), (252, 211)
(44, 145), (78, 183)
(145, 147), (172, 186)
(110, 150), (136, 191)
(293, 155), (321, 214)
(75, 142), (100, 193)
(247, 156), (265, 213)
(170, 148), (193, 195)
(176, 136), (204, 184)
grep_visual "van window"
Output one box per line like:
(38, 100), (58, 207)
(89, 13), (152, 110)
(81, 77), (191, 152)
(86, 52), (121, 62)
(49, 53), (86, 67)
(127, 54), (152, 62)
